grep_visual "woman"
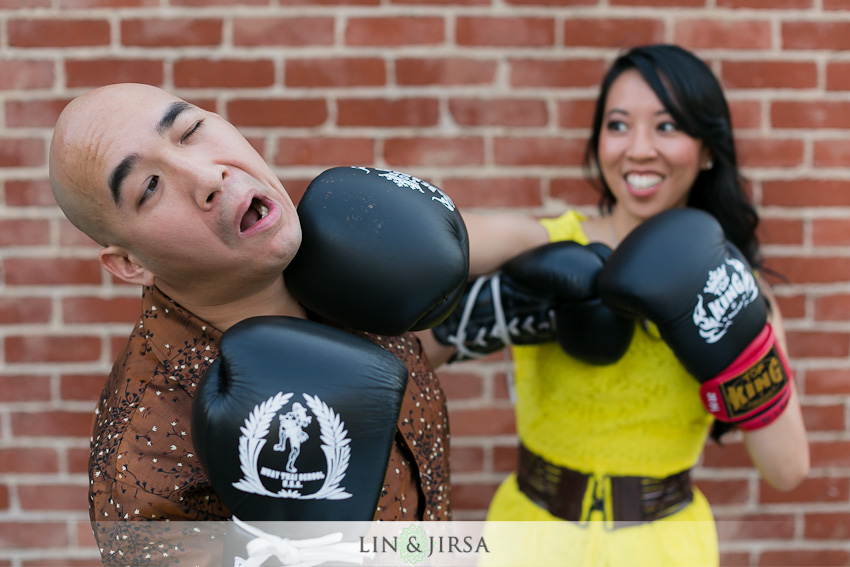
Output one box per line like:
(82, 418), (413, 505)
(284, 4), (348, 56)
(481, 44), (809, 566)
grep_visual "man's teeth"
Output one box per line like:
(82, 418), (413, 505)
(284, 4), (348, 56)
(626, 173), (662, 189)
(252, 201), (269, 219)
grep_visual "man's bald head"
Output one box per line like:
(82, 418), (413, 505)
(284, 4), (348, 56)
(49, 83), (185, 247)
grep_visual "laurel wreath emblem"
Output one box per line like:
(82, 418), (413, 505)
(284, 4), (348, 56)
(232, 392), (352, 500)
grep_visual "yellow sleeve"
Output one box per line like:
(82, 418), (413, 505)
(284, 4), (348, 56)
(538, 209), (589, 245)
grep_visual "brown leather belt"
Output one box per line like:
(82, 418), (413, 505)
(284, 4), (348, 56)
(516, 443), (693, 529)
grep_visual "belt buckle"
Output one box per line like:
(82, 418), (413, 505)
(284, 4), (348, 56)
(578, 475), (615, 531)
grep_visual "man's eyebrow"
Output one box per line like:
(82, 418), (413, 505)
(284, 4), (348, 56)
(109, 154), (138, 205)
(156, 101), (193, 136)
(107, 101), (194, 205)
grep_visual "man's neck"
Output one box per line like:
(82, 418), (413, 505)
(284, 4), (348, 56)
(159, 277), (307, 332)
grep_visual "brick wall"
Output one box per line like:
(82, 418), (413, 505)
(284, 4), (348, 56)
(1, 1), (849, 566)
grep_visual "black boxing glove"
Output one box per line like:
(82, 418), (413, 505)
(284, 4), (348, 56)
(432, 240), (633, 365)
(554, 242), (635, 365)
(192, 316), (407, 565)
(285, 167), (470, 336)
(598, 208), (792, 431)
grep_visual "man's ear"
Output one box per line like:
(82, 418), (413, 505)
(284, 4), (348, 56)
(99, 246), (155, 286)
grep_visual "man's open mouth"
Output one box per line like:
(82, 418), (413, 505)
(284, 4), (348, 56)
(240, 198), (270, 232)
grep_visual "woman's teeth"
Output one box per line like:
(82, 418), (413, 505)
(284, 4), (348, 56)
(626, 173), (662, 190)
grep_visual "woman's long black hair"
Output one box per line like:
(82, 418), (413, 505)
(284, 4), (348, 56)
(584, 43), (762, 270)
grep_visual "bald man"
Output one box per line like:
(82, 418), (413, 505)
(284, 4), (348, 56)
(50, 84), (547, 565)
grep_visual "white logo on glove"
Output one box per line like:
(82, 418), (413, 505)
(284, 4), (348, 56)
(232, 392), (352, 500)
(353, 166), (457, 212)
(692, 257), (759, 344)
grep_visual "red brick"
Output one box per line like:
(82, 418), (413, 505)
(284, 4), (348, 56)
(0, 138), (45, 167)
(346, 17), (444, 46)
(3, 179), (54, 207)
(0, 218), (49, 246)
(121, 18), (222, 47)
(509, 58), (606, 88)
(763, 179), (850, 208)
(59, 220), (100, 247)
(771, 294), (806, 320)
(12, 410), (94, 438)
(175, 59), (274, 88)
(612, 0), (701, 4)
(802, 404), (846, 432)
(729, 99), (763, 129)
(806, 368), (850, 395)
(0, 485), (7, 510)
(59, 0), (157, 5)
(813, 139), (850, 168)
(784, 329), (850, 358)
(0, 375), (50, 402)
(5, 335), (102, 363)
(233, 18), (335, 46)
(826, 61), (850, 91)
(674, 20), (772, 50)
(384, 137), (485, 167)
(449, 445), (484, 473)
(737, 137), (805, 168)
(68, 448), (91, 474)
(757, 218), (803, 246)
(718, 551), (751, 567)
(226, 98), (328, 128)
(804, 513), (850, 540)
(714, 513), (795, 540)
(449, 98), (548, 127)
(557, 98), (596, 130)
(494, 137), (586, 166)
(767, 256), (850, 286)
(760, 549), (850, 567)
(783, 21), (850, 50)
(550, 177), (600, 207)
(722, 60), (817, 89)
(442, 177), (544, 209)
(0, 59), (54, 89)
(0, 448), (58, 473)
(66, 59), (163, 88)
(702, 440), (754, 468)
(274, 137), (374, 167)
(286, 58), (385, 88)
(449, 407), (516, 436)
(719, 0), (812, 7)
(62, 296), (142, 324)
(810, 441), (850, 468)
(4, 258), (101, 286)
(814, 218), (850, 247)
(0, 522), (68, 547)
(506, 0), (594, 4)
(8, 18), (109, 47)
(337, 98), (439, 127)
(19, 484), (87, 511)
(772, 101), (850, 129)
(457, 17), (554, 47)
(60, 373), (108, 402)
(450, 481), (500, 510)
(396, 58), (497, 86)
(493, 444), (519, 472)
(171, 0), (265, 5)
(0, 297), (51, 325)
(761, 476), (849, 504)
(23, 559), (102, 567)
(695, 479), (750, 505)
(5, 99), (68, 128)
(562, 18), (664, 47)
(438, 371), (484, 400)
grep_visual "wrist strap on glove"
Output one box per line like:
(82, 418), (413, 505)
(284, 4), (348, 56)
(698, 324), (792, 431)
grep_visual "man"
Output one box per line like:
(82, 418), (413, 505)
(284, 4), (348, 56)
(49, 83), (548, 565)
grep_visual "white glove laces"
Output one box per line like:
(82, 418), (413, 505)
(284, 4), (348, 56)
(449, 274), (511, 360)
(232, 517), (368, 567)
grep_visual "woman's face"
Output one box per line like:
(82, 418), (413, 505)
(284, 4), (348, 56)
(597, 69), (711, 226)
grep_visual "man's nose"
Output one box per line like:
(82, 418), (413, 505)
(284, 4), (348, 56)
(174, 156), (226, 208)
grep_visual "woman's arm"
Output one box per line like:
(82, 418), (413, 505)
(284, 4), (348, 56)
(741, 279), (809, 491)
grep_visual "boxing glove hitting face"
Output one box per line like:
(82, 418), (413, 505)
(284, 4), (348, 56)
(192, 316), (407, 522)
(432, 241), (634, 365)
(598, 208), (791, 431)
(285, 167), (470, 336)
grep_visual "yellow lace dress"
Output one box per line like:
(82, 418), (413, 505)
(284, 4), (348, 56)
(483, 210), (718, 567)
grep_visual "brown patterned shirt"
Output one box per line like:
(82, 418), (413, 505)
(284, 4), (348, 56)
(89, 285), (451, 565)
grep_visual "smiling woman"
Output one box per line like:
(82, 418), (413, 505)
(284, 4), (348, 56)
(481, 44), (809, 567)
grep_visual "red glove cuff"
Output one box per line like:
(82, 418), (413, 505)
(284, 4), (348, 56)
(699, 324), (792, 431)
